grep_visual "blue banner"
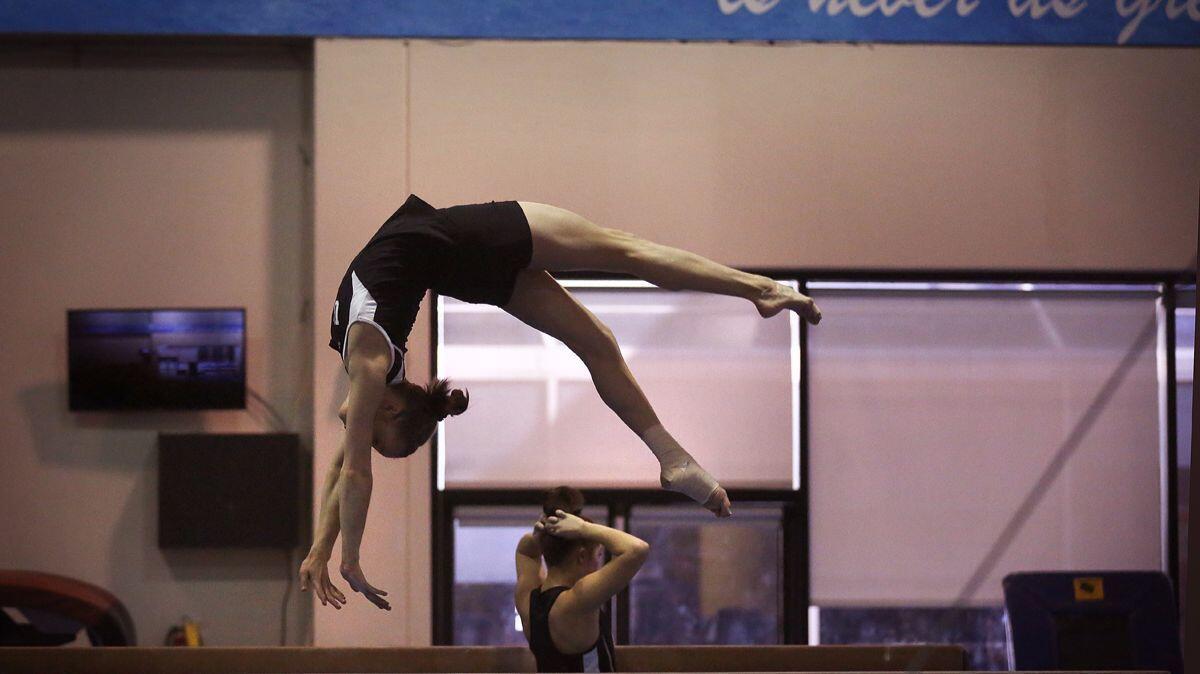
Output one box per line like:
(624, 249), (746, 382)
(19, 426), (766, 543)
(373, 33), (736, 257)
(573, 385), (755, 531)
(0, 0), (1196, 45)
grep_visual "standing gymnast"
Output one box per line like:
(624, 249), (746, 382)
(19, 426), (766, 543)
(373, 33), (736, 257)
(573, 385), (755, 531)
(516, 487), (646, 673)
(300, 194), (821, 610)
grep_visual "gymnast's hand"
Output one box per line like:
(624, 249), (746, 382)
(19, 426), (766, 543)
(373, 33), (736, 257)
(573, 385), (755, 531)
(299, 553), (347, 610)
(540, 510), (587, 540)
(532, 516), (549, 545)
(340, 560), (391, 610)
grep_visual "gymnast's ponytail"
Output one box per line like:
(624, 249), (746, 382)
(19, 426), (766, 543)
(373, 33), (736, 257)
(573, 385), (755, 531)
(425, 378), (469, 421)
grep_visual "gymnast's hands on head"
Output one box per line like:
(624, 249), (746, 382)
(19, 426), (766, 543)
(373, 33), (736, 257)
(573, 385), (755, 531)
(538, 510), (588, 540)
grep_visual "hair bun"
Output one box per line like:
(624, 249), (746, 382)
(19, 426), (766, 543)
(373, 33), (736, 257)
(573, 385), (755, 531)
(542, 485), (585, 518)
(444, 389), (469, 417)
(427, 380), (469, 421)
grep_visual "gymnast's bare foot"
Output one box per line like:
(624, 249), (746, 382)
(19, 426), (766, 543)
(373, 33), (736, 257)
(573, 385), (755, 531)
(754, 282), (822, 324)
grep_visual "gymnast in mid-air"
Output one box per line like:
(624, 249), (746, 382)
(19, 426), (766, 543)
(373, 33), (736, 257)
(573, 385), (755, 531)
(300, 195), (822, 610)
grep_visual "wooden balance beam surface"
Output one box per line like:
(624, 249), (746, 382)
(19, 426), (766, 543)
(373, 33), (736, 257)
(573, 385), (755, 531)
(0, 644), (973, 674)
(617, 645), (967, 671)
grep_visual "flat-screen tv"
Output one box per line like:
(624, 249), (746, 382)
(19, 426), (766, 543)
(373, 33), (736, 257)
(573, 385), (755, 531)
(68, 308), (246, 411)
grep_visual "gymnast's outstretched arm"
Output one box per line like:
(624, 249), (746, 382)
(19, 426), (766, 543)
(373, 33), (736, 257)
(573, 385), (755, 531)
(313, 448), (344, 554)
(299, 447), (347, 608)
(334, 324), (392, 610)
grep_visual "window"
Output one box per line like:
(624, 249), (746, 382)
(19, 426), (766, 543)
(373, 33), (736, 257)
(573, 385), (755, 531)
(437, 281), (800, 490)
(628, 505), (785, 645)
(806, 282), (1163, 667)
(436, 279), (801, 645)
(1174, 285), (1194, 634)
(435, 274), (1182, 652)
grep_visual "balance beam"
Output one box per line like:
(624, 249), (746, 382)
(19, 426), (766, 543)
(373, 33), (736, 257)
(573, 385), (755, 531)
(0, 644), (973, 673)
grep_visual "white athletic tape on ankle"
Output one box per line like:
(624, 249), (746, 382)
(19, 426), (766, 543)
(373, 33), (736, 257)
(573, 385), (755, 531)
(661, 462), (721, 504)
(640, 424), (720, 504)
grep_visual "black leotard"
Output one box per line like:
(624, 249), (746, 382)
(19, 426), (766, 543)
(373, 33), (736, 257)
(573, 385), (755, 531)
(528, 586), (616, 673)
(329, 194), (532, 384)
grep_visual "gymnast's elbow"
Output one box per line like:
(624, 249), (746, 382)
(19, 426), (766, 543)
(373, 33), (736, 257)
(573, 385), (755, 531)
(627, 538), (650, 560)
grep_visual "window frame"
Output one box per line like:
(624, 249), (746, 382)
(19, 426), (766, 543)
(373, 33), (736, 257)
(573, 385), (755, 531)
(430, 268), (1192, 646)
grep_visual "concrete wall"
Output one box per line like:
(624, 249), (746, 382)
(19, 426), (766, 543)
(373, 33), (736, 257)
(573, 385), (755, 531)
(0, 42), (313, 645)
(404, 40), (1198, 272)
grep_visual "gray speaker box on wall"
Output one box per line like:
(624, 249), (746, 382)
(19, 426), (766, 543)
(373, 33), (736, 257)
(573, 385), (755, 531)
(158, 433), (307, 549)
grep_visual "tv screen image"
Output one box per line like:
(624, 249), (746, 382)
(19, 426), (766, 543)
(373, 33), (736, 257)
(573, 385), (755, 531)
(68, 309), (246, 410)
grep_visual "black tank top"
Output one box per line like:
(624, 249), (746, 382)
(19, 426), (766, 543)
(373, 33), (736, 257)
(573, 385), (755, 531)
(528, 587), (616, 673)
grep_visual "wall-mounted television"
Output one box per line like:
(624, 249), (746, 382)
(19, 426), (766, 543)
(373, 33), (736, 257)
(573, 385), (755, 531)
(68, 308), (246, 411)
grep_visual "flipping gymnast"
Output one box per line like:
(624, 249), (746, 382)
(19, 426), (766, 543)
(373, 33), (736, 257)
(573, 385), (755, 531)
(300, 194), (821, 610)
(516, 487), (646, 673)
